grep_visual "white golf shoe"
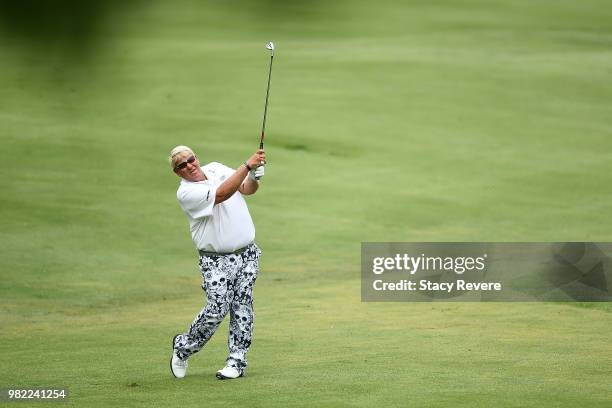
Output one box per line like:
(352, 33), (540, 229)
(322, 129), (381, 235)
(216, 365), (243, 380)
(170, 335), (188, 379)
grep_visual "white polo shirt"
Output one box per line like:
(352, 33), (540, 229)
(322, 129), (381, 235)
(176, 162), (255, 253)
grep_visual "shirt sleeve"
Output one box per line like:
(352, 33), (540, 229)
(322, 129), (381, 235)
(177, 183), (216, 219)
(208, 162), (237, 178)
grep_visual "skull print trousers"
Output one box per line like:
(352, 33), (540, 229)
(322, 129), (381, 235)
(173, 243), (261, 373)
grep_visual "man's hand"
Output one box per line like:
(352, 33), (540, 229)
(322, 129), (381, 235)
(249, 166), (264, 181)
(246, 149), (266, 170)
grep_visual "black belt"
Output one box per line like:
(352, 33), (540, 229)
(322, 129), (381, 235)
(198, 244), (251, 257)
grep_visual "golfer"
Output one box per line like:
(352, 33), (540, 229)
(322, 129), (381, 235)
(168, 145), (266, 380)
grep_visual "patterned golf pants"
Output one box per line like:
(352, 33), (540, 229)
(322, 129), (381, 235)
(173, 243), (261, 373)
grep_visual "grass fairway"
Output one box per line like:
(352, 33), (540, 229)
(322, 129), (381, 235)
(1, 0), (611, 406)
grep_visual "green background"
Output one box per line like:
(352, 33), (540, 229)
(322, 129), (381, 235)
(1, 1), (611, 406)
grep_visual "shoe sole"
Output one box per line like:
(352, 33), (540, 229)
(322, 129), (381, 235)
(216, 371), (244, 380)
(170, 334), (181, 379)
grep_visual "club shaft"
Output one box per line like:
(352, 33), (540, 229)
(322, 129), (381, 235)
(260, 55), (274, 149)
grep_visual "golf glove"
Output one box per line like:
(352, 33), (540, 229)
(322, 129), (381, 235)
(249, 166), (265, 181)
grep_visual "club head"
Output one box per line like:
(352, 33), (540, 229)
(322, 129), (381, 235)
(265, 41), (275, 56)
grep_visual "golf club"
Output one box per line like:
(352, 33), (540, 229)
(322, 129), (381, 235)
(260, 41), (275, 150)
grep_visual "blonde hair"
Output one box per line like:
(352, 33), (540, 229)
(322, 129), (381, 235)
(168, 145), (195, 168)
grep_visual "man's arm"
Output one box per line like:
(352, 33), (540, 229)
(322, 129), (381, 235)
(239, 175), (259, 196)
(215, 149), (265, 204)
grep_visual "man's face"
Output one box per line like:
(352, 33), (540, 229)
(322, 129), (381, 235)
(173, 151), (205, 182)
